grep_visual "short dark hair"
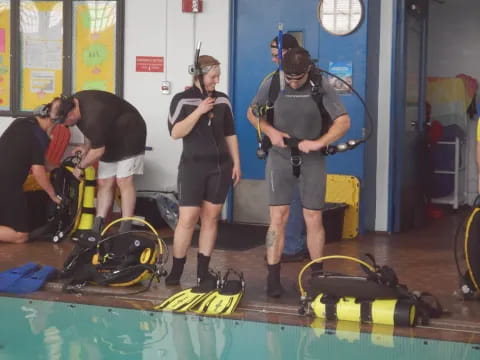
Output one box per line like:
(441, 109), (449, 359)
(50, 96), (75, 124)
(283, 47), (312, 75)
(270, 33), (299, 50)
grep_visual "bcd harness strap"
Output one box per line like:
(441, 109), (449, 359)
(253, 68), (332, 163)
(284, 137), (302, 177)
(252, 69), (331, 158)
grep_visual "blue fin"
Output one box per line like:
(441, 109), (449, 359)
(0, 263), (39, 292)
(5, 265), (57, 294)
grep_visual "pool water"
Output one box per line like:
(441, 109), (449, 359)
(0, 297), (478, 359)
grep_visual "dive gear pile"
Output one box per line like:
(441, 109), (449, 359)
(61, 217), (168, 292)
(297, 255), (443, 327)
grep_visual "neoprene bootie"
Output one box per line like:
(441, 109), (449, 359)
(267, 263), (283, 298)
(197, 252), (216, 283)
(118, 219), (132, 233)
(310, 262), (324, 277)
(92, 216), (105, 234)
(165, 256), (186, 286)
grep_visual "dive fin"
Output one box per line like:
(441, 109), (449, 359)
(0, 263), (40, 292)
(155, 271), (220, 313)
(194, 269), (245, 315)
(6, 265), (57, 294)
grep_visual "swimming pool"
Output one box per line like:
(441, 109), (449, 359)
(0, 297), (478, 359)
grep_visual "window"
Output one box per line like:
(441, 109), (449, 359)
(0, 0), (124, 116)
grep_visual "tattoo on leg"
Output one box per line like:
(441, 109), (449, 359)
(266, 230), (276, 248)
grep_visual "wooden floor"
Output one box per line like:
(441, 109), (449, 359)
(1, 211), (479, 345)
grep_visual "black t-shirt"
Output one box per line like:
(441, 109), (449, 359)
(74, 90), (147, 162)
(168, 87), (236, 164)
(0, 117), (49, 189)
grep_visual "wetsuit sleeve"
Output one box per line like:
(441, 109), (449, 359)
(168, 93), (188, 135)
(80, 106), (111, 149)
(321, 77), (348, 120)
(250, 76), (273, 107)
(222, 96), (236, 136)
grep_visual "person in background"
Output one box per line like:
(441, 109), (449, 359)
(49, 91), (147, 234)
(0, 104), (61, 243)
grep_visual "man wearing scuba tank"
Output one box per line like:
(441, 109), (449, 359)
(0, 106), (61, 243)
(250, 47), (350, 297)
(247, 34), (310, 263)
(49, 91), (147, 234)
(166, 55), (241, 286)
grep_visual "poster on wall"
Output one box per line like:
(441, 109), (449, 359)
(328, 61), (352, 94)
(20, 1), (63, 111)
(72, 1), (117, 93)
(0, 1), (10, 110)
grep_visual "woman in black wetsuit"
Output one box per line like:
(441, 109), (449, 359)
(166, 55), (241, 285)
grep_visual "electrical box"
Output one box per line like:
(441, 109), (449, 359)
(161, 81), (171, 95)
(182, 0), (203, 13)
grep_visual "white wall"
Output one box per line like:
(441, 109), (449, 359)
(427, 0), (480, 81)
(124, 0), (231, 191)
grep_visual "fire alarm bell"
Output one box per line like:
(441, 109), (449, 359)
(161, 81), (171, 95)
(182, 0), (203, 13)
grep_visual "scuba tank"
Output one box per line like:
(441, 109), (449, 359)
(297, 255), (443, 327)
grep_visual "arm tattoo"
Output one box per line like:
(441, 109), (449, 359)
(266, 230), (276, 248)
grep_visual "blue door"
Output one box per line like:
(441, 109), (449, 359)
(230, 0), (369, 229)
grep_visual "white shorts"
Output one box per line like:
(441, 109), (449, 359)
(97, 154), (145, 179)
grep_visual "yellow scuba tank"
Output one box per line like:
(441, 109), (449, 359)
(57, 164), (96, 243)
(310, 293), (416, 327)
(297, 255), (431, 327)
(75, 166), (96, 233)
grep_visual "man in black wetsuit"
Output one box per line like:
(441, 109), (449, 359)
(0, 105), (61, 243)
(49, 91), (147, 233)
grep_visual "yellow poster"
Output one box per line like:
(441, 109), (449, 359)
(73, 1), (116, 93)
(0, 1), (10, 110)
(20, 1), (63, 111)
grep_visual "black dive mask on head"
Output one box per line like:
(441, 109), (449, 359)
(52, 95), (75, 124)
(32, 103), (51, 118)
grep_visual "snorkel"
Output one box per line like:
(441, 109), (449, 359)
(277, 23), (285, 93)
(193, 41), (215, 124)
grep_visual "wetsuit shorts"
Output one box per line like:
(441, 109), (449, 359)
(0, 188), (28, 232)
(266, 150), (326, 210)
(178, 161), (233, 207)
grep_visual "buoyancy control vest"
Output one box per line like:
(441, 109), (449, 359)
(254, 67), (333, 158)
(61, 217), (168, 291)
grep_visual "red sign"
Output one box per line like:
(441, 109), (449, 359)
(182, 0), (203, 12)
(136, 56), (164, 72)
